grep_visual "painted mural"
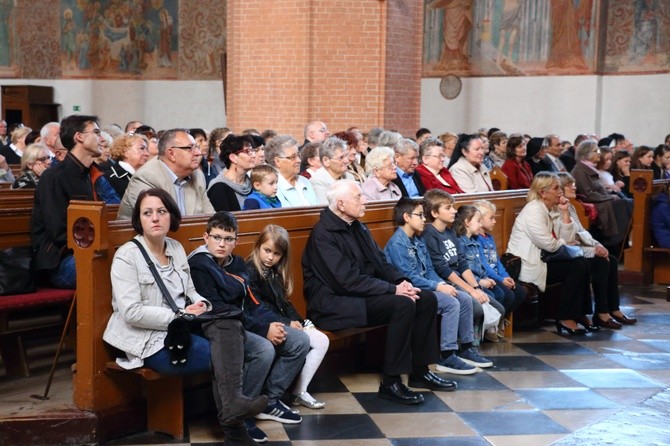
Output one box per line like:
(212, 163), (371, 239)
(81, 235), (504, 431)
(423, 0), (670, 77)
(0, 0), (225, 80)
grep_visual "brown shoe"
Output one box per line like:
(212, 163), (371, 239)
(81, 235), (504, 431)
(610, 312), (637, 325)
(594, 316), (622, 330)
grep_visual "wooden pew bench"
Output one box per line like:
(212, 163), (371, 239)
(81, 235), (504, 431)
(623, 170), (670, 285)
(69, 189), (530, 441)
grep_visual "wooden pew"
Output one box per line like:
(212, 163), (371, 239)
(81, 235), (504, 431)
(623, 169), (670, 284)
(0, 188), (34, 210)
(490, 165), (508, 191)
(68, 189), (530, 441)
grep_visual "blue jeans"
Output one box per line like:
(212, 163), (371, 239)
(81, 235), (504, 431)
(434, 290), (474, 351)
(243, 327), (309, 405)
(143, 334), (211, 375)
(49, 254), (76, 289)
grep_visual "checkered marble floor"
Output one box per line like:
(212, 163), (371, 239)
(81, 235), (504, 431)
(100, 285), (670, 446)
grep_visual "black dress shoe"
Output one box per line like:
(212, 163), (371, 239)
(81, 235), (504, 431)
(408, 371), (457, 392)
(378, 382), (424, 405)
(610, 312), (637, 325)
(577, 317), (600, 332)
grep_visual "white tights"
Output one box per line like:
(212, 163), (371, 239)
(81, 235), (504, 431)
(292, 328), (329, 395)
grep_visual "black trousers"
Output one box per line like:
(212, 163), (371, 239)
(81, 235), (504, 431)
(588, 254), (620, 314)
(546, 257), (591, 320)
(365, 289), (438, 376)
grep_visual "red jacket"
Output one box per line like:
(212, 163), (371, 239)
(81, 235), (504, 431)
(501, 159), (533, 189)
(415, 164), (464, 194)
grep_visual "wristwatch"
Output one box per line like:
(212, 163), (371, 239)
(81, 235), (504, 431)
(473, 285), (482, 290)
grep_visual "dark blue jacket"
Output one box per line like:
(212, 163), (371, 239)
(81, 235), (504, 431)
(651, 192), (670, 248)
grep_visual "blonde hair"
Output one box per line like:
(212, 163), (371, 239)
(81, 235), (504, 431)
(527, 171), (560, 202)
(110, 134), (148, 161)
(11, 126), (31, 144)
(20, 143), (49, 171)
(250, 164), (278, 188)
(247, 225), (293, 297)
(472, 199), (496, 217)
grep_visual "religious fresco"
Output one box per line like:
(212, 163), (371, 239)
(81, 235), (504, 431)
(423, 0), (670, 77)
(0, 0), (225, 80)
(603, 0), (670, 73)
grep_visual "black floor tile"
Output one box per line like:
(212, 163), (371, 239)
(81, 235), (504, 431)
(306, 373), (349, 393)
(354, 391), (451, 413)
(283, 414), (384, 441)
(391, 436), (490, 445)
(487, 355), (556, 371)
(448, 371), (511, 391)
(459, 410), (569, 435)
(515, 342), (598, 356)
(516, 388), (620, 410)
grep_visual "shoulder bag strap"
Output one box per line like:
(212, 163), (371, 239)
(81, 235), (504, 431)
(130, 238), (181, 314)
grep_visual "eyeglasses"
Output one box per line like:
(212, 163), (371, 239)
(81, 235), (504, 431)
(411, 212), (425, 219)
(234, 147), (258, 156)
(171, 144), (201, 153)
(278, 154), (300, 161)
(208, 234), (238, 245)
(330, 154), (348, 162)
(35, 156), (50, 162)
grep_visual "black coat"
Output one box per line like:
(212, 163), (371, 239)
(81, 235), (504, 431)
(0, 145), (22, 164)
(246, 260), (302, 324)
(103, 162), (132, 198)
(302, 208), (407, 330)
(31, 153), (94, 270)
(392, 170), (426, 198)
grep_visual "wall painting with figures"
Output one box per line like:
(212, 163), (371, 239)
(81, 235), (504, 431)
(423, 0), (670, 77)
(0, 0), (226, 80)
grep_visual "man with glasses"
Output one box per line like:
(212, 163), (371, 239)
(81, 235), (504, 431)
(309, 136), (354, 204)
(118, 128), (214, 219)
(300, 120), (330, 150)
(207, 134), (257, 212)
(31, 115), (107, 289)
(392, 138), (427, 198)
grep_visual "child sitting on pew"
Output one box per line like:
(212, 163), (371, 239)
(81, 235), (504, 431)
(246, 224), (330, 409)
(243, 164), (282, 210)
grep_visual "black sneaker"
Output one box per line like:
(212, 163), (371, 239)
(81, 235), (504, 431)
(244, 419), (268, 443)
(255, 401), (302, 424)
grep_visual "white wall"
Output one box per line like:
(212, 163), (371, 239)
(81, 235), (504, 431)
(0, 79), (226, 131)
(420, 73), (670, 146)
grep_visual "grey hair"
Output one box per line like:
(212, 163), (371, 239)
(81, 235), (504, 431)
(39, 122), (60, 139)
(100, 131), (113, 147)
(365, 146), (395, 175)
(367, 127), (384, 146)
(265, 134), (298, 166)
(575, 139), (597, 161)
(326, 179), (358, 211)
(158, 128), (189, 156)
(394, 138), (419, 156)
(320, 136), (347, 161)
(377, 130), (402, 148)
(419, 137), (444, 157)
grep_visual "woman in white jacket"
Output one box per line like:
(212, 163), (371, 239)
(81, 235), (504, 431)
(506, 172), (592, 335)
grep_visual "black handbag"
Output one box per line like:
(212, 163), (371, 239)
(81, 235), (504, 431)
(0, 246), (37, 296)
(500, 253), (521, 281)
(540, 244), (584, 263)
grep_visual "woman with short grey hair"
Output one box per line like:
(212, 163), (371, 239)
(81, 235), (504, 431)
(360, 147), (401, 201)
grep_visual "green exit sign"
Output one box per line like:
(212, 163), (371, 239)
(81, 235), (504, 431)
(73, 105), (81, 111)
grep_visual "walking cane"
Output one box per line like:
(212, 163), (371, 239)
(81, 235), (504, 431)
(31, 292), (77, 401)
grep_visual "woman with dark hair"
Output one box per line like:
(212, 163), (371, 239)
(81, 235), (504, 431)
(631, 146), (654, 170)
(609, 151), (632, 198)
(652, 145), (670, 180)
(207, 134), (257, 211)
(595, 147), (625, 197)
(103, 189), (266, 444)
(447, 134), (493, 193)
(501, 134), (533, 189)
(506, 172), (593, 334)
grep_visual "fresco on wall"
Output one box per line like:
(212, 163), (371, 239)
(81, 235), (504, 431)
(423, 0), (670, 77)
(0, 0), (18, 77)
(59, 0), (179, 78)
(423, 0), (599, 77)
(602, 0), (670, 73)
